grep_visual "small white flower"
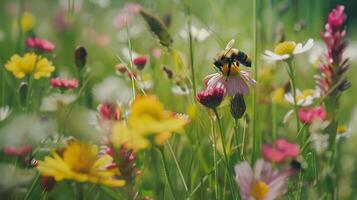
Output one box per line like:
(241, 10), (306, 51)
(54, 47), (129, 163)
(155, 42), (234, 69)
(179, 25), (210, 42)
(93, 76), (133, 104)
(40, 93), (77, 112)
(336, 125), (352, 140)
(284, 89), (318, 107)
(171, 85), (190, 96)
(263, 39), (314, 61)
(0, 106), (12, 121)
(309, 119), (330, 155)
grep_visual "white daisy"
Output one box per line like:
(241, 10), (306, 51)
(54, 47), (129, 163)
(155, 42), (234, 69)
(92, 76), (133, 104)
(40, 93), (77, 112)
(171, 85), (190, 96)
(284, 89), (318, 107)
(263, 39), (314, 61)
(0, 106), (12, 121)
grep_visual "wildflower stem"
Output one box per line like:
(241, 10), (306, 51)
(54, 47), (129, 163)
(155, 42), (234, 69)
(158, 147), (177, 200)
(125, 24), (136, 99)
(184, 0), (197, 97)
(251, 0), (259, 163)
(24, 172), (40, 200)
(210, 117), (219, 200)
(212, 108), (236, 199)
(286, 60), (301, 137)
(166, 141), (189, 195)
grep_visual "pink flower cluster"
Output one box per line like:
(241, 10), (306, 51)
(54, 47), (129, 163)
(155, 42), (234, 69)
(3, 145), (32, 157)
(51, 77), (78, 90)
(316, 5), (350, 96)
(97, 103), (120, 121)
(262, 139), (299, 163)
(298, 106), (326, 124)
(26, 37), (55, 52)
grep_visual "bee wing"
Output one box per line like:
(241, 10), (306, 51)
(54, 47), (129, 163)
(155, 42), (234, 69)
(225, 39), (235, 51)
(223, 39), (235, 56)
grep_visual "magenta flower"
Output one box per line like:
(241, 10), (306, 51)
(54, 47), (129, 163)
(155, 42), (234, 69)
(97, 103), (121, 121)
(51, 77), (78, 90)
(298, 106), (326, 124)
(235, 159), (293, 200)
(327, 5), (346, 33)
(262, 139), (300, 163)
(26, 37), (55, 52)
(4, 145), (32, 157)
(204, 70), (255, 96)
(196, 86), (225, 109)
(133, 56), (147, 70)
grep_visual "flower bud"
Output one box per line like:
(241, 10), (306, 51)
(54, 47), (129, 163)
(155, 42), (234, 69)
(133, 56), (147, 70)
(230, 93), (246, 119)
(74, 46), (87, 69)
(115, 63), (127, 74)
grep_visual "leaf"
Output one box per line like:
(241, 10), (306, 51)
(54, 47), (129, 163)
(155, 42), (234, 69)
(140, 9), (173, 47)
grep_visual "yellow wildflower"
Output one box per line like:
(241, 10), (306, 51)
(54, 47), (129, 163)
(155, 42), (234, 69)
(111, 95), (187, 151)
(5, 53), (55, 79)
(272, 88), (287, 106)
(21, 12), (36, 32)
(37, 140), (125, 187)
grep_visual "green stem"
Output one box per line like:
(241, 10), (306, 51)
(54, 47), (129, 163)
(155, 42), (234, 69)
(212, 108), (236, 199)
(76, 183), (84, 200)
(234, 119), (241, 160)
(272, 101), (277, 140)
(210, 117), (219, 200)
(158, 147), (177, 200)
(125, 24), (136, 99)
(184, 0), (196, 97)
(251, 0), (259, 163)
(286, 60), (301, 137)
(24, 173), (40, 200)
(166, 141), (189, 195)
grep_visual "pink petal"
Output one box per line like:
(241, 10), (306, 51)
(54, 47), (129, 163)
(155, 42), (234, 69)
(262, 145), (286, 163)
(275, 139), (300, 157)
(234, 162), (253, 199)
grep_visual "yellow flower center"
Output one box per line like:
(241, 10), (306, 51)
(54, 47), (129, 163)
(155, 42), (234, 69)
(131, 95), (165, 120)
(274, 41), (296, 55)
(251, 181), (269, 200)
(63, 141), (98, 173)
(221, 63), (240, 77)
(296, 89), (314, 102)
(337, 125), (347, 135)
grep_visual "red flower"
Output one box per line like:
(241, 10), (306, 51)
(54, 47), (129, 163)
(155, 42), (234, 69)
(262, 139), (300, 163)
(51, 77), (78, 90)
(197, 86), (225, 109)
(133, 56), (147, 70)
(4, 145), (32, 157)
(26, 37), (55, 52)
(298, 106), (326, 124)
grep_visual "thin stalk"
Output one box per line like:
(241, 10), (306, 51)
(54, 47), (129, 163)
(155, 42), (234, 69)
(234, 119), (241, 160)
(76, 183), (84, 200)
(24, 173), (40, 200)
(210, 117), (219, 200)
(184, 0), (197, 96)
(286, 60), (301, 136)
(1, 66), (5, 106)
(240, 117), (247, 160)
(125, 24), (136, 99)
(272, 101), (277, 140)
(212, 108), (236, 199)
(158, 147), (177, 200)
(251, 0), (259, 163)
(166, 141), (189, 195)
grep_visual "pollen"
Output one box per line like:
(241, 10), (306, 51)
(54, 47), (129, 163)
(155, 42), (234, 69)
(274, 41), (296, 55)
(251, 181), (269, 200)
(337, 125), (347, 135)
(221, 63), (240, 77)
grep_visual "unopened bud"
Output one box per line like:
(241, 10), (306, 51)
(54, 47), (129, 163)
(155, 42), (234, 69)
(74, 46), (87, 69)
(116, 63), (127, 74)
(230, 93), (246, 119)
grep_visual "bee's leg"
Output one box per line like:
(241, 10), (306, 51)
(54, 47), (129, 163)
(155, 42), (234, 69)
(226, 61), (232, 80)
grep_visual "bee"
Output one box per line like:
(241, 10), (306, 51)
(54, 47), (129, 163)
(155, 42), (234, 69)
(213, 39), (251, 77)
